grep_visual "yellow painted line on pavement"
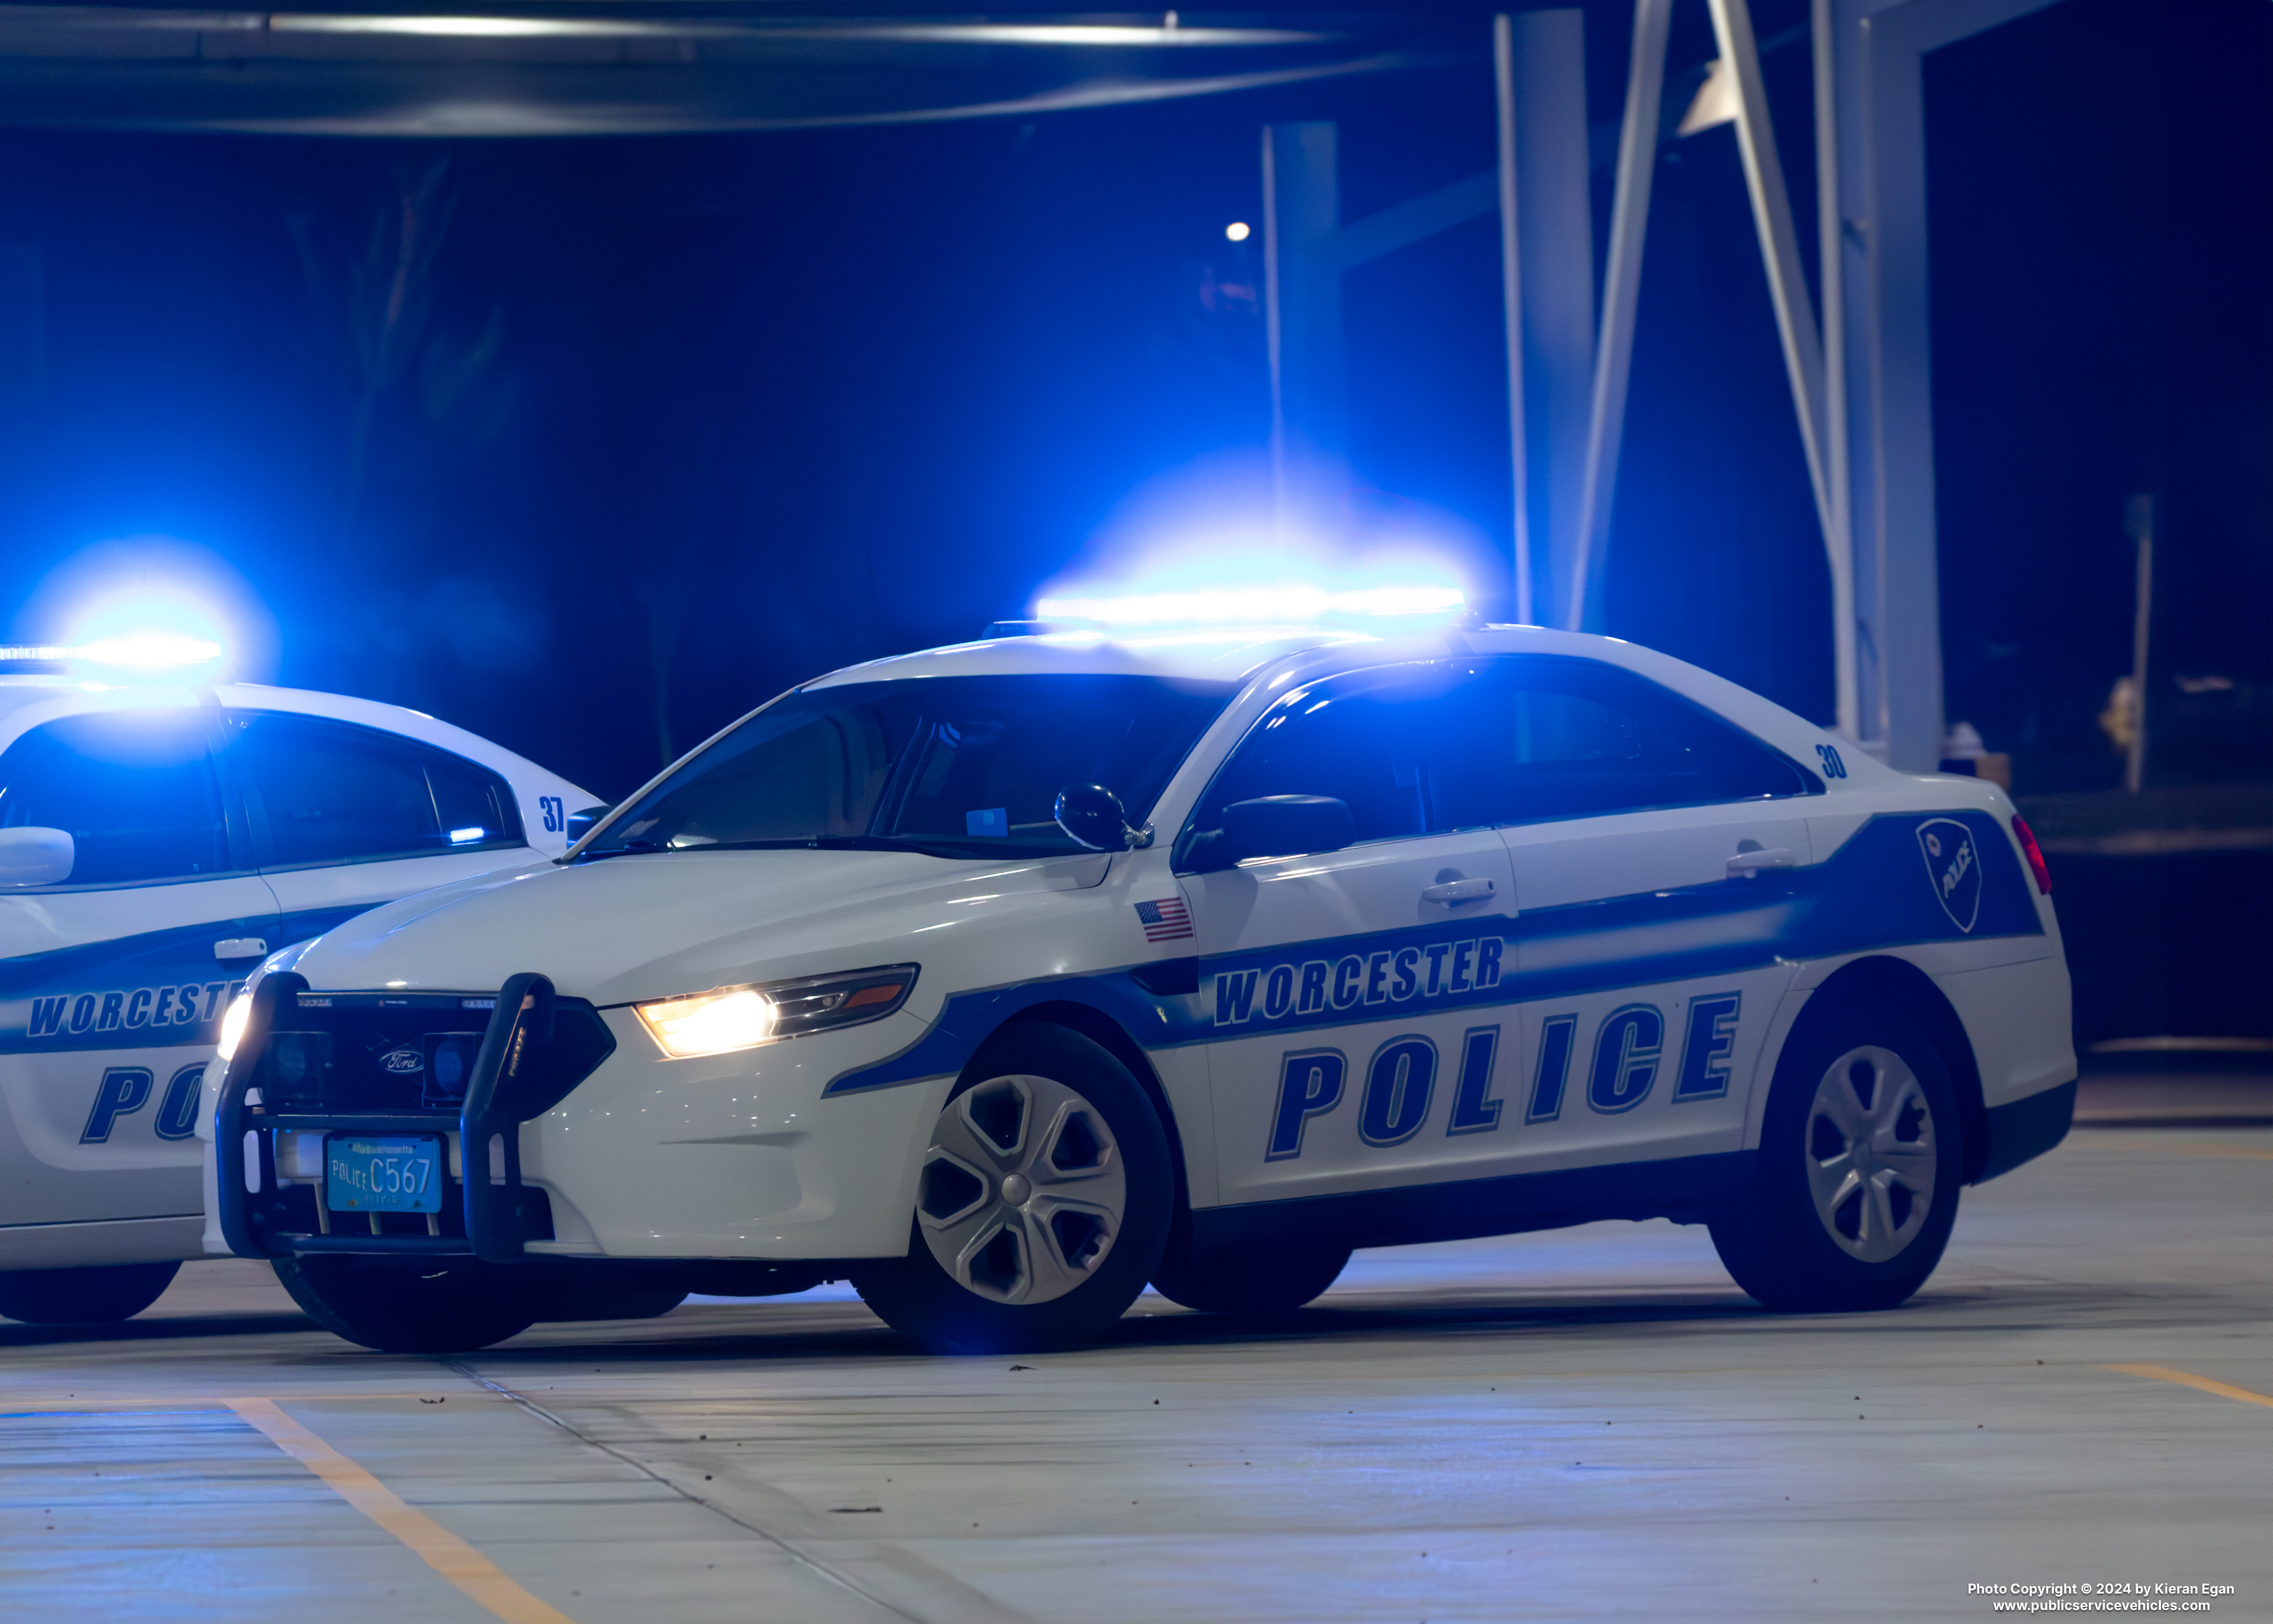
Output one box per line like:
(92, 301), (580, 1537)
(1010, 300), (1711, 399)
(2080, 1141), (2273, 1160)
(225, 1397), (579, 1624)
(2105, 1364), (2273, 1411)
(0, 1390), (497, 1414)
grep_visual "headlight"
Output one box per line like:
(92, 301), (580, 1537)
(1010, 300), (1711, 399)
(636, 988), (776, 1058)
(215, 993), (253, 1062)
(633, 964), (918, 1060)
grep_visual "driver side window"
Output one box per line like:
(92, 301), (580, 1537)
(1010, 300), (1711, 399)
(0, 711), (231, 886)
(1190, 666), (1468, 847)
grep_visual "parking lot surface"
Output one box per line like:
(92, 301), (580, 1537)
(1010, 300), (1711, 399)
(4, 1128), (2268, 1623)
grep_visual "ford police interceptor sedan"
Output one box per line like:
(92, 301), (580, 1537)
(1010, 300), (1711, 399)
(0, 673), (595, 1324)
(204, 624), (2075, 1354)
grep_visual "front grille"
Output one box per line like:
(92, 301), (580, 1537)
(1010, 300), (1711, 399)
(265, 990), (614, 1117)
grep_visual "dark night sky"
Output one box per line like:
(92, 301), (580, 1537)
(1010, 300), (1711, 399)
(0, 0), (2262, 802)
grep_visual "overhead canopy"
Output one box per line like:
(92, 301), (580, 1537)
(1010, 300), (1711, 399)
(0, 4), (1446, 136)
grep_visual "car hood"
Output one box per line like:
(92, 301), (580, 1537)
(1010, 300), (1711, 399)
(289, 847), (1108, 1008)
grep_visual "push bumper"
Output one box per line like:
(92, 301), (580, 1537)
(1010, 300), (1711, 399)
(217, 971), (569, 1262)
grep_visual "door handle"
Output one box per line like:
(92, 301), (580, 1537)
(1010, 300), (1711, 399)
(1725, 849), (1795, 879)
(213, 937), (268, 961)
(1421, 877), (1495, 905)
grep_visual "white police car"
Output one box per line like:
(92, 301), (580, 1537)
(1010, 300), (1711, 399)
(206, 622), (2075, 1354)
(0, 665), (595, 1324)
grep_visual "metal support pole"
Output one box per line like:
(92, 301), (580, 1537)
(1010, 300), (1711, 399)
(1262, 125), (1287, 537)
(1710, 0), (1832, 527)
(1835, 0), (2060, 768)
(1710, 0), (1861, 742)
(1567, 0), (1672, 632)
(1493, 15), (1531, 624)
(1813, 0), (1861, 740)
(2124, 493), (2154, 793)
(1260, 122), (1345, 543)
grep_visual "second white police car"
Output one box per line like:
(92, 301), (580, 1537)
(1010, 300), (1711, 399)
(0, 665), (595, 1324)
(206, 622), (2076, 1353)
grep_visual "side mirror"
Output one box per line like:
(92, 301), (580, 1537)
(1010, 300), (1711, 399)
(0, 826), (74, 887)
(1219, 796), (1356, 865)
(1054, 783), (1137, 853)
(564, 804), (613, 845)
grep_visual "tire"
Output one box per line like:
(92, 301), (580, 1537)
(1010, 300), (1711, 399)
(1151, 1238), (1350, 1314)
(851, 1023), (1174, 1355)
(1710, 998), (1963, 1312)
(271, 1256), (539, 1352)
(0, 1261), (180, 1324)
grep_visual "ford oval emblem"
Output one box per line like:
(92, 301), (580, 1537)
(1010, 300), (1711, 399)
(379, 1046), (424, 1075)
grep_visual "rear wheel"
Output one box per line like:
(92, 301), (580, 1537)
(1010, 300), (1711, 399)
(1711, 999), (1962, 1312)
(271, 1256), (538, 1352)
(851, 1024), (1172, 1354)
(1151, 1239), (1350, 1314)
(0, 1261), (180, 1324)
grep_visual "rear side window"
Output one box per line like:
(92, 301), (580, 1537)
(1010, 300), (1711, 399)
(0, 710), (231, 885)
(225, 712), (524, 867)
(1429, 656), (1813, 826)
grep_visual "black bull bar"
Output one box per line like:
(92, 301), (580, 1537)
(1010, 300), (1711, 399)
(217, 970), (575, 1263)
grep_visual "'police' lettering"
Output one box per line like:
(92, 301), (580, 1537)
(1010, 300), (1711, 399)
(80, 1067), (155, 1143)
(155, 1065), (205, 1141)
(1675, 993), (1742, 1100)
(1587, 1005), (1664, 1114)
(1527, 1015), (1578, 1122)
(1266, 1050), (1346, 1160)
(1445, 1026), (1504, 1136)
(1358, 1037), (1436, 1146)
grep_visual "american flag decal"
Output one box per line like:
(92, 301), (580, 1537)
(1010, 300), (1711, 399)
(1134, 896), (1193, 942)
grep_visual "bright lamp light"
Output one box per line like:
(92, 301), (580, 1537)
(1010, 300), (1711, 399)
(635, 987), (777, 1059)
(215, 993), (252, 1062)
(1035, 581), (1464, 628)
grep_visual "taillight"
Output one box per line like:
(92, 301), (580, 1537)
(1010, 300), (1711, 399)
(2011, 814), (2051, 896)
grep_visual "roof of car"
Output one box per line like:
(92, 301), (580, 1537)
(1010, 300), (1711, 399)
(0, 676), (591, 799)
(0, 675), (446, 730)
(796, 623), (1882, 790)
(803, 627), (1397, 688)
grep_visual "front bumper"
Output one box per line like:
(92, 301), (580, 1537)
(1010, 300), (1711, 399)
(217, 971), (574, 1262)
(215, 970), (948, 1264)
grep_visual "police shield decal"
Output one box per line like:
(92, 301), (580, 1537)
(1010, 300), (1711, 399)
(1915, 818), (1982, 934)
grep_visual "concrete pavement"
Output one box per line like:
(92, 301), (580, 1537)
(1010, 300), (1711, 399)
(3, 1127), (2268, 1622)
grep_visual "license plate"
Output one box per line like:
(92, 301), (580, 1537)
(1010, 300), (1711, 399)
(326, 1134), (445, 1213)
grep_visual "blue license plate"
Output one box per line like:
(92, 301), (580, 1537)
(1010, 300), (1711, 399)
(326, 1134), (445, 1213)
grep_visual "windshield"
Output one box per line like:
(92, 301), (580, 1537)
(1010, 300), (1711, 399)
(580, 673), (1235, 860)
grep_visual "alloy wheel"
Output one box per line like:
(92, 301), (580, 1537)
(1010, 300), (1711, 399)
(1802, 1044), (1938, 1264)
(916, 1073), (1126, 1305)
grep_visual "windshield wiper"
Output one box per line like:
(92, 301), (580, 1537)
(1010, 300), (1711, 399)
(567, 838), (672, 863)
(576, 834), (1068, 863)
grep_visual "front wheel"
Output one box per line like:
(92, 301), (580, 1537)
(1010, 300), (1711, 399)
(271, 1256), (538, 1352)
(1710, 999), (1963, 1312)
(851, 1024), (1173, 1354)
(0, 1261), (180, 1324)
